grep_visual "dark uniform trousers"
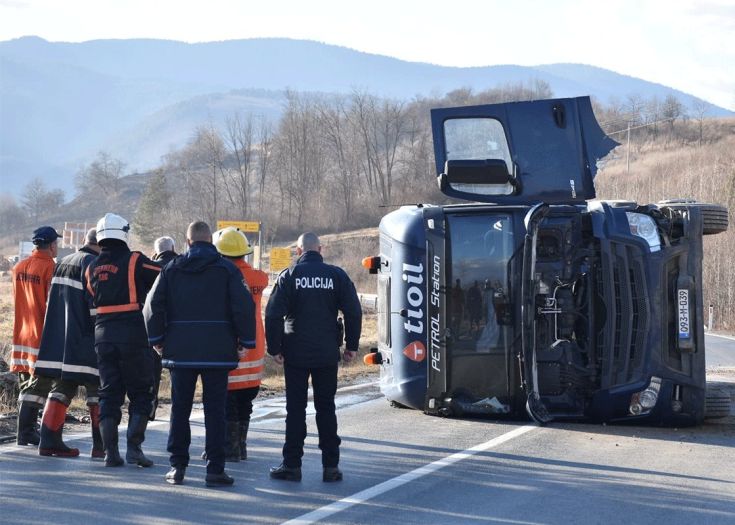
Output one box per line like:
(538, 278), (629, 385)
(283, 363), (340, 469)
(168, 368), (229, 474)
(96, 342), (154, 424)
(226, 387), (260, 422)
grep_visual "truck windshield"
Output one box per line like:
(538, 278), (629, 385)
(447, 213), (513, 354)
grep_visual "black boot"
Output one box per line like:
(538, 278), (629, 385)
(38, 398), (80, 457)
(89, 404), (105, 459)
(16, 402), (41, 446)
(238, 420), (249, 460)
(100, 418), (124, 467)
(126, 413), (153, 467)
(224, 421), (240, 463)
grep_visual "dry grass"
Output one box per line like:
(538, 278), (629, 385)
(597, 123), (735, 329)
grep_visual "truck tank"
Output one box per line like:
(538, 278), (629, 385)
(378, 205), (430, 409)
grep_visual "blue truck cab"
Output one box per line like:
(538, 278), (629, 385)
(366, 97), (729, 426)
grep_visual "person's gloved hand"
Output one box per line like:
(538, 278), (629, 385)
(272, 353), (284, 365)
(342, 350), (357, 363)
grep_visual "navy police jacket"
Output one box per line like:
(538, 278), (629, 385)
(143, 242), (256, 369)
(265, 250), (362, 368)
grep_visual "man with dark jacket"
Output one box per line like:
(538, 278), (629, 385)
(266, 232), (362, 482)
(148, 235), (178, 421)
(35, 228), (103, 458)
(144, 221), (256, 487)
(152, 236), (177, 267)
(85, 213), (161, 468)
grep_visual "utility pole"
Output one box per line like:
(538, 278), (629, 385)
(626, 121), (631, 176)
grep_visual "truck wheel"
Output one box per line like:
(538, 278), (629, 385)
(658, 200), (729, 235)
(704, 384), (732, 419)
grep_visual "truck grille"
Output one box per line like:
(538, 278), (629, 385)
(597, 243), (650, 387)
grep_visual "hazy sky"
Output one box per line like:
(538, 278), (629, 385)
(1, 0), (733, 110)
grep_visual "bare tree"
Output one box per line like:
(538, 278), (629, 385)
(75, 151), (124, 198)
(21, 178), (64, 224)
(223, 114), (255, 218)
(691, 99), (711, 146)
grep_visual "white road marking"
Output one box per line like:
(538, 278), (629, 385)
(283, 424), (538, 525)
(707, 333), (735, 342)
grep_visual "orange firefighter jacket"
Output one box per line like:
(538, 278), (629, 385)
(11, 250), (55, 373)
(228, 258), (268, 391)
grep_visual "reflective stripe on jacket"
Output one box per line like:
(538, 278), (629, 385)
(228, 259), (268, 390)
(86, 244), (160, 346)
(35, 247), (99, 384)
(11, 250), (54, 373)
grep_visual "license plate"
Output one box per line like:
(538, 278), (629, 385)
(677, 289), (690, 338)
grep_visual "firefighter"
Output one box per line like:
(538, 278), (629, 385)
(35, 228), (103, 458)
(144, 221), (256, 487)
(148, 236), (178, 421)
(85, 213), (160, 467)
(11, 226), (59, 446)
(266, 232), (362, 482)
(211, 227), (268, 461)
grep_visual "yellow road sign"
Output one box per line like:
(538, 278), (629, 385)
(269, 247), (292, 273)
(216, 220), (260, 232)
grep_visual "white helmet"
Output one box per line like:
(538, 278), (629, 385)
(96, 213), (130, 244)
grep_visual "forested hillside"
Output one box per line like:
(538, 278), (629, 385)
(1, 85), (732, 326)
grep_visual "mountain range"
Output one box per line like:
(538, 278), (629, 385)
(1, 36), (731, 196)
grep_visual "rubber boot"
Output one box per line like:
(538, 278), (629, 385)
(126, 413), (153, 467)
(238, 420), (249, 460)
(38, 397), (80, 457)
(16, 402), (41, 446)
(100, 417), (124, 467)
(224, 421), (240, 463)
(89, 404), (105, 459)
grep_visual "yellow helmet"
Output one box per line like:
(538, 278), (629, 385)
(213, 227), (253, 257)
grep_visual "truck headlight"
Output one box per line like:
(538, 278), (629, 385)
(629, 376), (662, 415)
(626, 212), (661, 252)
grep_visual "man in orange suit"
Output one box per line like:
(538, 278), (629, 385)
(212, 227), (268, 461)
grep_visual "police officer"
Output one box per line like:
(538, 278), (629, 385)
(11, 226), (59, 446)
(35, 228), (103, 458)
(85, 213), (160, 468)
(144, 221), (256, 487)
(266, 232), (362, 482)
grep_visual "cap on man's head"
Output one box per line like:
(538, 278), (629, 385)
(32, 226), (60, 245)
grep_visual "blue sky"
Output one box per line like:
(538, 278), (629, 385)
(1, 0), (733, 110)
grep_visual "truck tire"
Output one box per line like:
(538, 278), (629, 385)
(704, 384), (732, 419)
(658, 200), (729, 235)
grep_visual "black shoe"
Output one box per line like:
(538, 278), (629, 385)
(323, 467), (343, 482)
(269, 463), (302, 481)
(205, 471), (234, 487)
(165, 466), (186, 485)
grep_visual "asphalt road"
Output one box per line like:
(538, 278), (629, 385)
(706, 333), (735, 367)
(1, 336), (733, 525)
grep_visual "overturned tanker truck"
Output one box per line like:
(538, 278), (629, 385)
(362, 96), (729, 426)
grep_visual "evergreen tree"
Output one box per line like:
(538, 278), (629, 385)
(133, 170), (170, 246)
